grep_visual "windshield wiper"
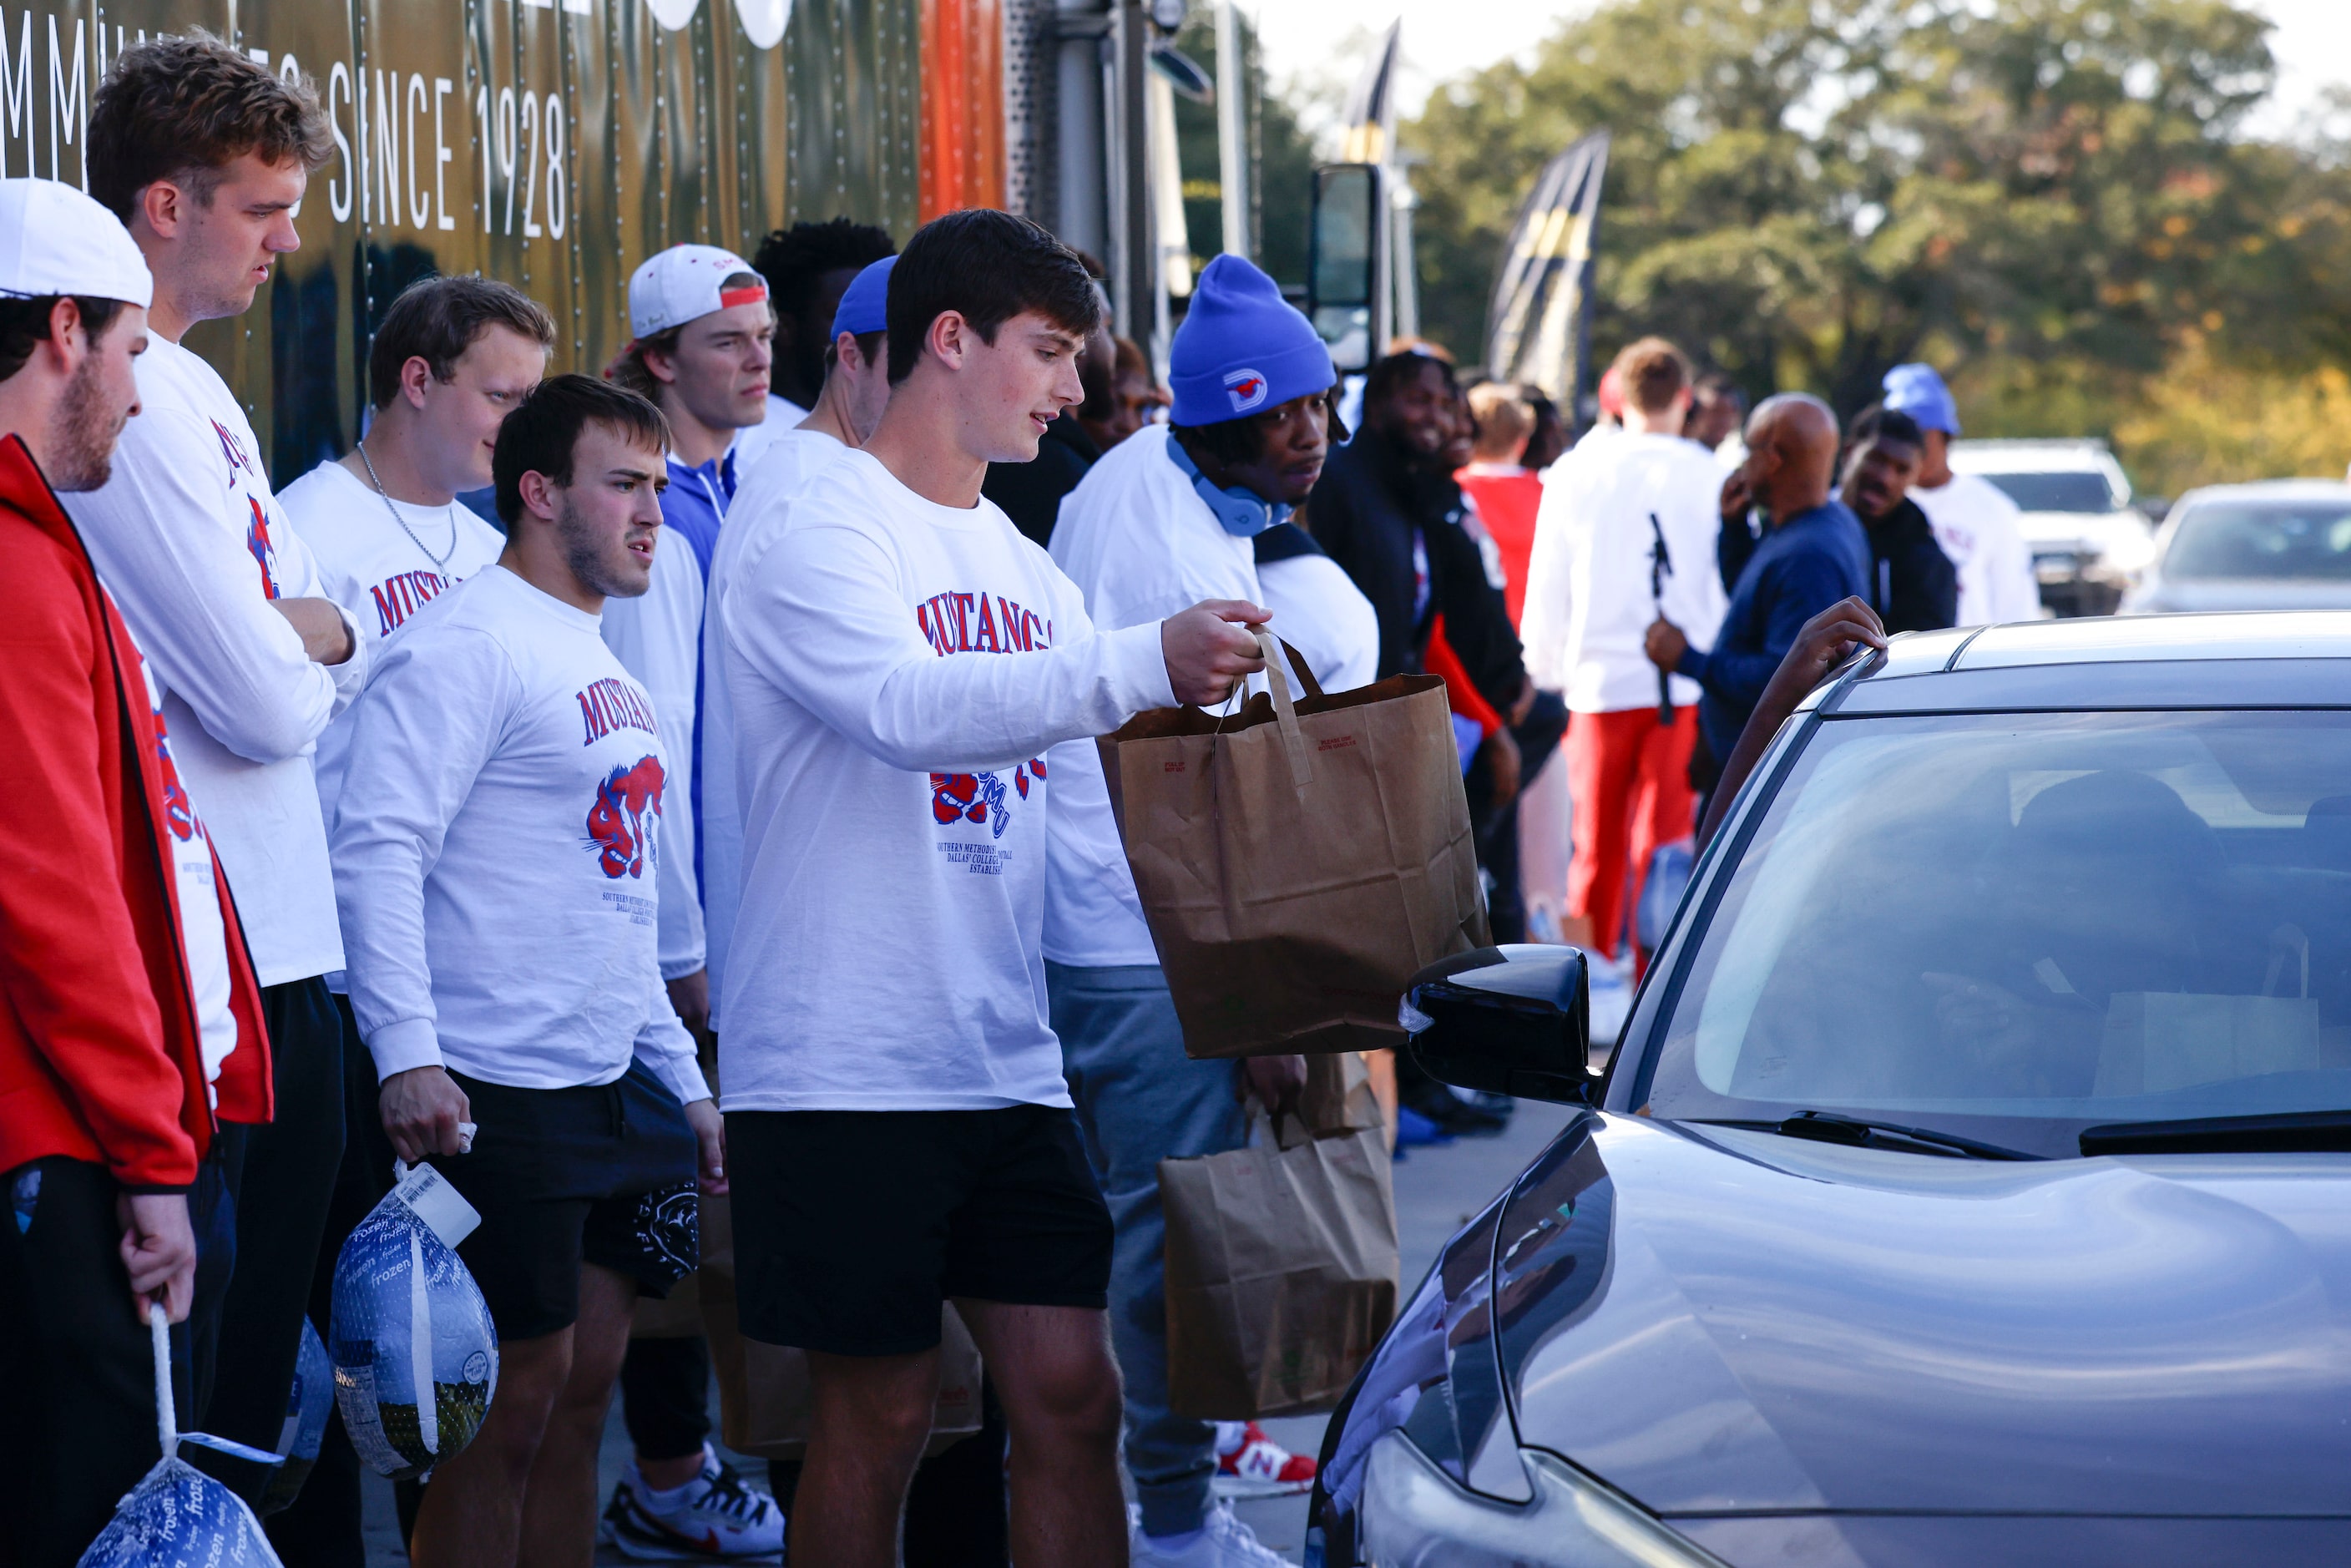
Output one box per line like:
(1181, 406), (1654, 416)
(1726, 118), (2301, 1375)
(2079, 1109), (2351, 1158)
(1691, 1110), (2043, 1161)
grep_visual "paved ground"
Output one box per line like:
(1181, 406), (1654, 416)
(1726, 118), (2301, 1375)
(356, 1095), (1585, 1565)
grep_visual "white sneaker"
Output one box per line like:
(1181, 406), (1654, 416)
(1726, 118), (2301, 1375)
(601, 1445), (786, 1560)
(1129, 1498), (1297, 1566)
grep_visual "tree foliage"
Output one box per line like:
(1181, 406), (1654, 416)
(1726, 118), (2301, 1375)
(1403, 0), (2351, 446)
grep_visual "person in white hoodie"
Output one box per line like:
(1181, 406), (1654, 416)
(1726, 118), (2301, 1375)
(334, 375), (720, 1568)
(1519, 337), (1727, 971)
(717, 207), (1269, 1568)
(1047, 253), (1363, 1568)
(65, 36), (372, 1498)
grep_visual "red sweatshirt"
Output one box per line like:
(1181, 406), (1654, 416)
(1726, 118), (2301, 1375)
(0, 436), (269, 1192)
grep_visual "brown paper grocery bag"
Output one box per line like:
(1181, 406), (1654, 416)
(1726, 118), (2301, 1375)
(699, 1194), (983, 1460)
(1160, 1113), (1400, 1420)
(1099, 630), (1489, 1059)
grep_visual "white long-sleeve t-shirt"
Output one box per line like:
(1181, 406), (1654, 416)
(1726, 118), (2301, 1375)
(716, 448), (1174, 1111)
(600, 481), (710, 983)
(1519, 432), (1728, 711)
(64, 336), (372, 987)
(1912, 471), (2040, 627)
(699, 426), (846, 1015)
(277, 458), (506, 856)
(332, 565), (705, 1104)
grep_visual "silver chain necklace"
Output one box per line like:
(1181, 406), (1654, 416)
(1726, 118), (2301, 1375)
(356, 440), (457, 569)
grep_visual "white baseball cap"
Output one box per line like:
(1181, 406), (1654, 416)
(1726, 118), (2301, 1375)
(627, 244), (765, 338)
(0, 178), (152, 309)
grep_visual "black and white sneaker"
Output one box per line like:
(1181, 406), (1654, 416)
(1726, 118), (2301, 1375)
(600, 1446), (786, 1561)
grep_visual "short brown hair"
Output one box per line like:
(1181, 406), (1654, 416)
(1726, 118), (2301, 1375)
(1610, 336), (1692, 417)
(369, 276), (555, 411)
(89, 33), (333, 221)
(0, 296), (129, 385)
(1466, 382), (1531, 460)
(605, 271), (762, 402)
(493, 375), (672, 527)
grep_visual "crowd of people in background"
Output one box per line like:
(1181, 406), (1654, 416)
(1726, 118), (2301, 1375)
(0, 30), (2045, 1568)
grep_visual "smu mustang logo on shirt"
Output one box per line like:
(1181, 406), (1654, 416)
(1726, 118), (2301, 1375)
(913, 584), (1054, 856)
(245, 498), (283, 599)
(140, 660), (198, 843)
(930, 756), (1048, 841)
(586, 756), (665, 879)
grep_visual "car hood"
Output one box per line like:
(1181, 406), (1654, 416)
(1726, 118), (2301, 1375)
(1502, 1114), (2351, 1517)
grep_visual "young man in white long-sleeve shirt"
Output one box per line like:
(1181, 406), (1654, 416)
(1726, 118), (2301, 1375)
(63, 36), (371, 1498)
(602, 245), (776, 1042)
(700, 252), (895, 1014)
(275, 272), (553, 1560)
(1519, 336), (1727, 971)
(719, 207), (1268, 1568)
(335, 375), (722, 1568)
(595, 244), (791, 1564)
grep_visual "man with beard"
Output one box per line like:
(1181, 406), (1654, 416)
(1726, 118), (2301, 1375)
(1313, 348), (1561, 945)
(0, 177), (268, 1568)
(1044, 255), (1362, 1567)
(333, 377), (720, 1568)
(65, 36), (369, 1499)
(1842, 406), (1957, 635)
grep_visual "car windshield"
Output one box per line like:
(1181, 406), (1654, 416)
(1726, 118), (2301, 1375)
(1639, 711), (2351, 1157)
(2165, 500), (2351, 581)
(1974, 470), (2117, 513)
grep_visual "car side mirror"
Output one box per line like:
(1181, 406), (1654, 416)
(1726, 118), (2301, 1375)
(1400, 944), (1596, 1105)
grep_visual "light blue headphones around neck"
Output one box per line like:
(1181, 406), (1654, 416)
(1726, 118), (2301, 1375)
(1163, 431), (1293, 539)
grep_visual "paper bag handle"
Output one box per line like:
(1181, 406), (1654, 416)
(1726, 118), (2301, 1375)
(1251, 627), (1314, 792)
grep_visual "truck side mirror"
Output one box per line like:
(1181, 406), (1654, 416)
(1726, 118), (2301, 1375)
(1401, 945), (1596, 1105)
(1307, 162), (1383, 374)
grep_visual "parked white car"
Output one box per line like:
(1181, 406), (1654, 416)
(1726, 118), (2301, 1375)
(1949, 439), (2156, 616)
(2121, 479), (2351, 614)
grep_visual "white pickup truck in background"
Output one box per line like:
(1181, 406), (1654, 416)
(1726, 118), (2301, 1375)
(1949, 438), (2159, 616)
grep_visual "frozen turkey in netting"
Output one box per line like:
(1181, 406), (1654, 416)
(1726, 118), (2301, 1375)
(259, 1316), (334, 1515)
(76, 1305), (285, 1568)
(328, 1161), (498, 1479)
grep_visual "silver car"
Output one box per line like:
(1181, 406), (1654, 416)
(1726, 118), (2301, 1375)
(2123, 479), (2351, 614)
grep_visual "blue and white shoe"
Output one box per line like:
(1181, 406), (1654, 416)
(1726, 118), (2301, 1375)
(601, 1445), (785, 1561)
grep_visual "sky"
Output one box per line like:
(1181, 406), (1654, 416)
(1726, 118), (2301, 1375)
(1251, 0), (2351, 139)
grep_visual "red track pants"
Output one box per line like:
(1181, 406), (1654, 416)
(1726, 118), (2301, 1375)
(1567, 705), (1698, 966)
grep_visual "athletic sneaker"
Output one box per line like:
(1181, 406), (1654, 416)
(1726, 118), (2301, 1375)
(600, 1445), (786, 1560)
(1211, 1420), (1317, 1498)
(1129, 1499), (1296, 1566)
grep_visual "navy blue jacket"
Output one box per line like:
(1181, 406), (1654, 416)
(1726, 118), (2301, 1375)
(1677, 498), (1870, 762)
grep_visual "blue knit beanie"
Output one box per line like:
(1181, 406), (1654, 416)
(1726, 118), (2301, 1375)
(1168, 254), (1334, 427)
(1882, 362), (1960, 436)
(830, 255), (895, 340)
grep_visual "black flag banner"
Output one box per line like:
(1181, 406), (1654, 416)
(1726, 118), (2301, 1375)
(1484, 131), (1610, 406)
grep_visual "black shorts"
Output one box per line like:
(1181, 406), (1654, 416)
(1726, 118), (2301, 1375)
(423, 1063), (700, 1342)
(727, 1104), (1111, 1356)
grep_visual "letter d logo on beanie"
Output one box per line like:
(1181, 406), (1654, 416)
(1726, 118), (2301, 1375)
(1169, 255), (1334, 428)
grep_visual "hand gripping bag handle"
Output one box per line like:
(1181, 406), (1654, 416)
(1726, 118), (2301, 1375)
(1209, 627), (1317, 792)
